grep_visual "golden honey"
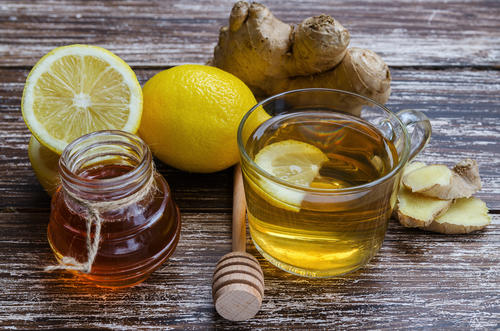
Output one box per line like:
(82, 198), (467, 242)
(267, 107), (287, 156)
(47, 131), (181, 287)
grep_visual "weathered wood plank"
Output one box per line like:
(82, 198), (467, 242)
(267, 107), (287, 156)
(0, 0), (498, 67)
(1, 1), (498, 329)
(1, 68), (498, 210)
(0, 211), (498, 329)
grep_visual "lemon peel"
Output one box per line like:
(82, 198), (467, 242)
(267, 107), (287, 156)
(28, 136), (60, 196)
(139, 64), (258, 173)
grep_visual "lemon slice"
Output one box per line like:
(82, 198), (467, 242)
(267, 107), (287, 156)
(22, 44), (142, 154)
(253, 139), (328, 211)
(255, 140), (329, 185)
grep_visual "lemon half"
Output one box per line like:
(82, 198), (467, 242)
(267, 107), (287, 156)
(28, 136), (60, 196)
(22, 44), (142, 154)
(253, 139), (329, 211)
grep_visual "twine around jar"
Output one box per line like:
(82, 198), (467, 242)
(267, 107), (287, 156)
(45, 172), (157, 274)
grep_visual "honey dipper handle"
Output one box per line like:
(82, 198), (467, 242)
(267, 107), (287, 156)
(232, 164), (246, 252)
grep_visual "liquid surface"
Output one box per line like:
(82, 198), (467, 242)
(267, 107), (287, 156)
(244, 111), (399, 277)
(48, 164), (181, 287)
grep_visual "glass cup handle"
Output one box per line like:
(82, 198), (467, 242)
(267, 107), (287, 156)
(397, 109), (432, 161)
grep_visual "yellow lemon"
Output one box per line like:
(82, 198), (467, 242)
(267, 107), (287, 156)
(22, 44), (142, 154)
(139, 64), (259, 173)
(28, 136), (60, 196)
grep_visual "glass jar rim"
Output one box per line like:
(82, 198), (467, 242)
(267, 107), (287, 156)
(236, 88), (411, 193)
(59, 130), (152, 191)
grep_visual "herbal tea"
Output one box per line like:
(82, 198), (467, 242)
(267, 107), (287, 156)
(243, 111), (399, 277)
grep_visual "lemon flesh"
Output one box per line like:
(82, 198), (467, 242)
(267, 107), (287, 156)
(22, 44), (142, 154)
(253, 140), (329, 210)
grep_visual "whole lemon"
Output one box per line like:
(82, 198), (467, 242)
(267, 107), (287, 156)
(139, 64), (257, 173)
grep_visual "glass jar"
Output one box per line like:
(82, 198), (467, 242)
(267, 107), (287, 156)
(47, 130), (181, 287)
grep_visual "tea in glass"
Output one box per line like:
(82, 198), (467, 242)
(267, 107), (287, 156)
(244, 111), (398, 277)
(238, 89), (431, 277)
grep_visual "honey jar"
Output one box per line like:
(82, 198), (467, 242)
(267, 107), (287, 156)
(46, 130), (181, 287)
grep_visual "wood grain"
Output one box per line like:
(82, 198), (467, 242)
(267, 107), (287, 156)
(0, 0), (498, 67)
(0, 211), (498, 329)
(0, 0), (499, 329)
(1, 68), (498, 210)
(232, 164), (246, 253)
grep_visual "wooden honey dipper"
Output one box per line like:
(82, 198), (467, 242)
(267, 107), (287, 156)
(212, 164), (265, 321)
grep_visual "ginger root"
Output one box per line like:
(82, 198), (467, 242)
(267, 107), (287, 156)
(395, 162), (451, 228)
(421, 197), (491, 234)
(212, 1), (391, 107)
(395, 160), (491, 234)
(403, 159), (481, 199)
(396, 187), (452, 228)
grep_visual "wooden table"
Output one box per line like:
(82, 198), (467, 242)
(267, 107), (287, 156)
(1, 1), (499, 329)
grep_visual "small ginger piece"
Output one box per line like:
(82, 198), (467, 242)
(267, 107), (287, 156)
(403, 161), (427, 176)
(394, 161), (452, 228)
(392, 160), (425, 214)
(395, 160), (490, 234)
(421, 197), (491, 234)
(212, 2), (391, 109)
(403, 159), (481, 199)
(396, 187), (452, 228)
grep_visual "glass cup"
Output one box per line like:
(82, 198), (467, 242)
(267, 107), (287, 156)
(237, 88), (431, 278)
